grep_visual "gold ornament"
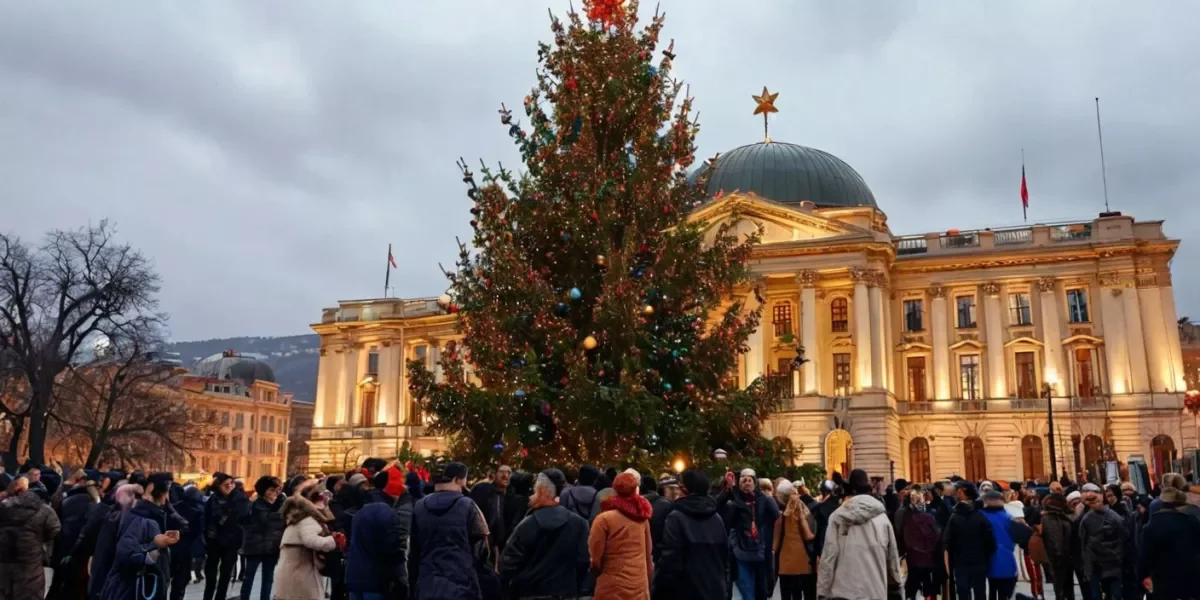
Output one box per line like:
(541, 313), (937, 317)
(582, 335), (598, 350)
(642, 304), (655, 316)
(595, 254), (607, 268)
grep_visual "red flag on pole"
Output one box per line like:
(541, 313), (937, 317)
(388, 249), (398, 269)
(1020, 164), (1029, 221)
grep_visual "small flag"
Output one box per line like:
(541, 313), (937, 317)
(1020, 164), (1029, 221)
(388, 249), (398, 269)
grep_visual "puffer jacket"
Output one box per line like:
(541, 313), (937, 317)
(0, 490), (61, 600)
(652, 494), (727, 600)
(816, 494), (902, 600)
(240, 496), (285, 557)
(54, 484), (98, 564)
(1039, 505), (1073, 569)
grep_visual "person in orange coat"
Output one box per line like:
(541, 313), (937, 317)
(589, 470), (654, 600)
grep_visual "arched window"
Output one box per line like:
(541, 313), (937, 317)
(1151, 435), (1176, 479)
(359, 385), (377, 427)
(1021, 435), (1046, 481)
(825, 429), (853, 478)
(830, 298), (849, 333)
(964, 436), (987, 482)
(773, 302), (794, 338)
(1083, 435), (1104, 476)
(909, 437), (931, 483)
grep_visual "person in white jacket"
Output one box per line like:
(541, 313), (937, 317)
(817, 469), (903, 600)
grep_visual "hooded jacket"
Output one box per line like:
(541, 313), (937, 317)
(1078, 507), (1125, 580)
(204, 488), (248, 549)
(980, 505), (1018, 578)
(1137, 505), (1200, 600)
(500, 503), (590, 598)
(560, 484), (598, 521)
(0, 490), (61, 600)
(652, 494), (727, 600)
(409, 490), (488, 600)
(99, 499), (170, 600)
(172, 487), (206, 557)
(1039, 500), (1074, 569)
(589, 491), (653, 600)
(55, 483), (98, 564)
(816, 494), (902, 600)
(942, 501), (995, 571)
(345, 500), (408, 594)
(275, 496), (337, 600)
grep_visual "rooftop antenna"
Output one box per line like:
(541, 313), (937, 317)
(1095, 97), (1114, 215)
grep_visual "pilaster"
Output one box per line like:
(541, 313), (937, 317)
(868, 276), (885, 389)
(851, 267), (874, 391)
(798, 271), (820, 395)
(1037, 277), (1066, 395)
(1121, 281), (1150, 393)
(929, 285), (951, 400)
(1099, 274), (1131, 395)
(314, 348), (331, 427)
(982, 282), (1008, 398)
(744, 286), (765, 385)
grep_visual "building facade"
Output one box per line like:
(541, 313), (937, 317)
(309, 139), (1194, 483)
(287, 399), (315, 475)
(173, 351), (295, 481)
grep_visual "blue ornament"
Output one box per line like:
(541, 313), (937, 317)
(515, 389), (526, 399)
(647, 66), (658, 77)
(493, 442), (505, 453)
(663, 382), (673, 391)
(554, 302), (569, 316)
(672, 350), (681, 358)
(561, 231), (570, 241)
(569, 287), (582, 300)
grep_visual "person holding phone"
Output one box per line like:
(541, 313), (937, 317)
(98, 472), (179, 600)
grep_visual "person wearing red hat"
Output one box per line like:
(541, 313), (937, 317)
(589, 470), (653, 600)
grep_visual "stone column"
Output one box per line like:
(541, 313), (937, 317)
(1158, 275), (1186, 392)
(1099, 274), (1130, 395)
(1138, 283), (1170, 393)
(1037, 277), (1066, 395)
(432, 341), (444, 383)
(929, 285), (951, 400)
(851, 268), (874, 391)
(314, 349), (332, 427)
(337, 346), (357, 425)
(982, 282), (1008, 398)
(868, 273), (885, 389)
(744, 286), (765, 385)
(880, 275), (896, 393)
(1122, 282), (1150, 393)
(799, 271), (820, 395)
(378, 343), (401, 425)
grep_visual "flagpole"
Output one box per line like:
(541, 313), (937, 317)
(384, 243), (392, 298)
(1095, 97), (1112, 213)
(1022, 148), (1027, 223)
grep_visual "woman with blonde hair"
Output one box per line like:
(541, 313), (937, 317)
(774, 488), (816, 600)
(272, 480), (343, 600)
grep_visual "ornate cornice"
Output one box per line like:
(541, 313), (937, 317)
(1035, 277), (1056, 293)
(889, 240), (1178, 275)
(796, 270), (819, 288)
(869, 270), (890, 289)
(927, 285), (947, 299)
(1099, 272), (1133, 289)
(849, 267), (871, 284)
(980, 282), (1000, 296)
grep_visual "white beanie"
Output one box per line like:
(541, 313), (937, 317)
(776, 480), (795, 497)
(1066, 491), (1081, 502)
(980, 480), (994, 491)
(740, 468), (757, 479)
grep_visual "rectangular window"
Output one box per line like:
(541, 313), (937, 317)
(1075, 347), (1095, 397)
(221, 412), (229, 426)
(368, 348), (379, 376)
(282, 419), (287, 432)
(231, 460), (238, 475)
(959, 355), (981, 400)
(956, 295), (977, 329)
(250, 415), (256, 431)
(831, 299), (849, 333)
(217, 435), (228, 450)
(833, 353), (852, 397)
(1067, 289), (1089, 323)
(232, 436), (241, 451)
(772, 303), (794, 338)
(201, 457), (212, 471)
(1009, 293), (1032, 326)
(277, 441), (284, 455)
(903, 299), (923, 332)
(906, 356), (927, 402)
(1015, 351), (1037, 398)
(234, 413), (244, 430)
(268, 416), (275, 433)
(248, 437), (254, 454)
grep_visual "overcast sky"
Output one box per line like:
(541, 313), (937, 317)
(2, 2), (1197, 341)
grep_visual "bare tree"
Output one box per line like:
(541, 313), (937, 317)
(0, 221), (161, 470)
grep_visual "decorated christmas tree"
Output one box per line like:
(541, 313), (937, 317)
(408, 0), (791, 469)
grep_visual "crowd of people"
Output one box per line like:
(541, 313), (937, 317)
(0, 458), (1197, 600)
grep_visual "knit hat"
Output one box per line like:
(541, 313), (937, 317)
(740, 468), (757, 479)
(346, 473), (368, 488)
(1081, 483), (1103, 494)
(1066, 491), (1082, 502)
(577, 465), (600, 486)
(612, 472), (640, 497)
(681, 470), (708, 496)
(1120, 482), (1136, 495)
(541, 468), (567, 497)
(776, 479), (794, 497)
(980, 480), (995, 491)
(381, 465), (406, 498)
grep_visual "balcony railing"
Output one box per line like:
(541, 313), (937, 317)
(940, 232), (980, 249)
(896, 236), (927, 255)
(994, 227), (1033, 245)
(1051, 223), (1092, 242)
(894, 395), (1113, 415)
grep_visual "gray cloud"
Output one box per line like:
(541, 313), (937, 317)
(1, 1), (1197, 340)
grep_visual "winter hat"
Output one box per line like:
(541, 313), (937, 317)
(819, 480), (835, 494)
(346, 473), (368, 488)
(1042, 492), (1068, 513)
(577, 465), (600, 486)
(894, 478), (909, 491)
(1066, 491), (1082, 502)
(1081, 483), (1103, 494)
(740, 468), (757, 479)
(639, 476), (657, 495)
(612, 472), (640, 497)
(681, 469), (709, 496)
(846, 469), (873, 495)
(979, 480), (995, 491)
(1120, 482), (1136, 495)
(776, 479), (795, 498)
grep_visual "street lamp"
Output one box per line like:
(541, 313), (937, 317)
(1043, 374), (1058, 482)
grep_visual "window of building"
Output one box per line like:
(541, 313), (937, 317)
(772, 303), (794, 338)
(907, 356), (927, 402)
(218, 459), (227, 473)
(368, 348), (379, 376)
(222, 386), (231, 394)
(217, 435), (228, 450)
(909, 437), (931, 483)
(1015, 351), (1037, 398)
(281, 418), (287, 432)
(1075, 348), (1095, 397)
(830, 298), (849, 333)
(903, 299), (923, 332)
(250, 415), (256, 431)
(221, 412), (229, 426)
(234, 413), (244, 430)
(1083, 434), (1105, 474)
(1009, 293), (1032, 326)
(964, 436), (987, 482)
(247, 437), (254, 454)
(833, 353), (852, 396)
(956, 295), (977, 328)
(1067, 289), (1089, 323)
(232, 436), (241, 451)
(360, 388), (377, 427)
(1021, 435), (1046, 481)
(231, 459), (239, 475)
(201, 457), (212, 471)
(268, 416), (275, 433)
(277, 441), (284, 454)
(959, 355), (981, 400)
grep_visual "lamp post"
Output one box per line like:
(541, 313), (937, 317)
(1043, 375), (1058, 481)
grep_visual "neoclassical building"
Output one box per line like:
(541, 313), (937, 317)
(308, 139), (1194, 483)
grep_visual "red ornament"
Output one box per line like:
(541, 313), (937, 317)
(566, 78), (577, 91)
(585, 0), (625, 27)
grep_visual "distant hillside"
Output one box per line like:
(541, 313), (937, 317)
(167, 334), (320, 401)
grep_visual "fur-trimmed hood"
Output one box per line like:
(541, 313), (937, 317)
(282, 495), (326, 526)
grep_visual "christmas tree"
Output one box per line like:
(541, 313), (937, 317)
(408, 0), (789, 469)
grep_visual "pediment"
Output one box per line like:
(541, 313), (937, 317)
(1062, 334), (1104, 346)
(949, 339), (984, 351)
(690, 193), (873, 246)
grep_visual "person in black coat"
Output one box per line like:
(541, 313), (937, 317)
(86, 482), (142, 600)
(1137, 485), (1200, 600)
(202, 473), (247, 600)
(653, 469), (728, 600)
(170, 485), (205, 600)
(500, 472), (590, 599)
(942, 481), (994, 600)
(239, 476), (285, 600)
(48, 480), (100, 600)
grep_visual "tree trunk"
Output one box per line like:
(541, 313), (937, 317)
(2, 417), (23, 472)
(25, 380), (53, 466)
(85, 431), (109, 469)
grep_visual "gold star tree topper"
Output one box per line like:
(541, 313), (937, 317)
(752, 86), (779, 142)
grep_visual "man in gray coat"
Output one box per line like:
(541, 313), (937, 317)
(1078, 484), (1125, 600)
